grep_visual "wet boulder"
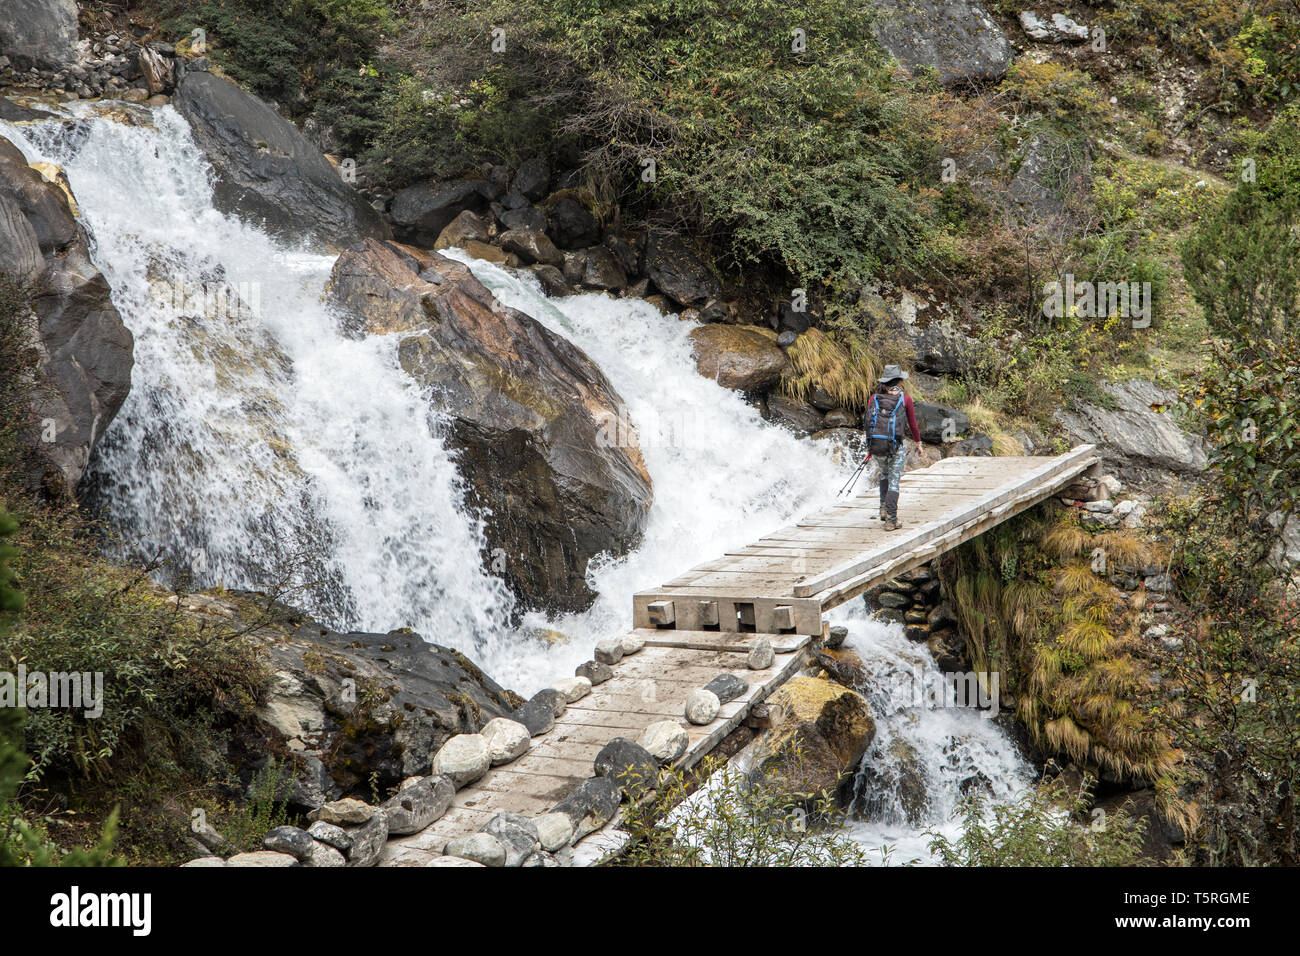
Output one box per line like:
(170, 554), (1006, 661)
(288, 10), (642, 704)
(642, 229), (722, 307)
(327, 240), (653, 612)
(752, 676), (875, 801)
(0, 137), (133, 499)
(172, 71), (389, 248)
(391, 180), (494, 246)
(545, 195), (602, 249)
(688, 324), (790, 392)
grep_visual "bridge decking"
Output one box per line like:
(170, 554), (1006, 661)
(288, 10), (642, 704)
(378, 444), (1097, 866)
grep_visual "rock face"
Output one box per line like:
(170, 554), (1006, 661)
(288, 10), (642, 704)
(327, 239), (653, 612)
(0, 1), (79, 71)
(753, 676), (875, 800)
(390, 180), (493, 247)
(172, 71), (388, 248)
(234, 593), (519, 799)
(688, 324), (790, 392)
(0, 137), (134, 499)
(872, 0), (1012, 85)
(1055, 379), (1207, 476)
(642, 230), (722, 306)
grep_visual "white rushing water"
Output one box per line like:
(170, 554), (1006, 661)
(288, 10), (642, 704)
(830, 605), (1033, 863)
(3, 101), (1031, 854)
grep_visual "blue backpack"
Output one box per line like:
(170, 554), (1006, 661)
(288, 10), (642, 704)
(864, 390), (904, 456)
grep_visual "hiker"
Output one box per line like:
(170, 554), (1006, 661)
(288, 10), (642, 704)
(863, 364), (921, 531)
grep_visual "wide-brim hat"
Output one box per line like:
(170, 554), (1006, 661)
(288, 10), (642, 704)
(879, 364), (909, 383)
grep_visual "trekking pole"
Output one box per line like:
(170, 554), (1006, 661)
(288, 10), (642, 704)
(838, 452), (871, 497)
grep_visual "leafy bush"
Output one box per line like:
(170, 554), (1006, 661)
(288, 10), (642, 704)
(1182, 103), (1300, 522)
(927, 770), (1150, 866)
(617, 754), (877, 866)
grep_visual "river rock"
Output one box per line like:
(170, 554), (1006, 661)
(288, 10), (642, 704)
(513, 158), (550, 200)
(551, 777), (622, 840)
(311, 798), (374, 826)
(534, 812), (575, 851)
(576, 660), (613, 685)
(1055, 379), (1208, 477)
(913, 401), (970, 444)
(872, 0), (1012, 85)
(307, 821), (353, 852)
(593, 738), (659, 794)
(510, 694), (556, 737)
(262, 825), (316, 861)
(767, 394), (825, 435)
(480, 717), (531, 765)
(171, 71), (388, 247)
(426, 855), (486, 867)
(0, 137), (134, 500)
(594, 639), (625, 665)
(500, 227), (564, 267)
(825, 625), (849, 649)
(226, 851), (299, 867)
(390, 179), (492, 246)
(752, 676), (875, 799)
(703, 673), (749, 704)
(685, 688), (721, 725)
(433, 209), (490, 250)
(344, 811), (389, 866)
(689, 324), (790, 392)
(619, 634), (645, 656)
(637, 721), (689, 762)
(303, 842), (347, 867)
(445, 832), (507, 867)
(431, 734), (491, 788)
(545, 195), (602, 248)
(747, 637), (775, 670)
(563, 245), (628, 290)
(383, 775), (455, 834)
(0, 0), (79, 70)
(642, 229), (722, 306)
(328, 241), (652, 612)
(481, 811), (542, 867)
(551, 676), (593, 704)
(244, 605), (517, 797)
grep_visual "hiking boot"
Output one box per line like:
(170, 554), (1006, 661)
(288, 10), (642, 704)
(883, 491), (901, 531)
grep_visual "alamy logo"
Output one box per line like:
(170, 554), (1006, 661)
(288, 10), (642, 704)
(885, 666), (1000, 718)
(0, 667), (104, 718)
(49, 887), (151, 936)
(1041, 274), (1152, 328)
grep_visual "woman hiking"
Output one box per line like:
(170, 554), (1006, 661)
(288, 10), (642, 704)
(863, 365), (921, 532)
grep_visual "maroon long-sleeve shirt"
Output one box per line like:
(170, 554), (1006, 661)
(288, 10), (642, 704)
(865, 391), (921, 443)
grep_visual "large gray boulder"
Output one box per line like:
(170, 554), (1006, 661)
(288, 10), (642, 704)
(872, 0), (1011, 85)
(327, 240), (653, 613)
(207, 591), (520, 800)
(1055, 380), (1208, 476)
(172, 70), (389, 248)
(0, 0), (79, 71)
(0, 137), (133, 499)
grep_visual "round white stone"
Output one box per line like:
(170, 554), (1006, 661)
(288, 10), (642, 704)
(637, 720), (689, 762)
(684, 688), (721, 725)
(431, 733), (491, 787)
(534, 812), (575, 852)
(480, 717), (531, 765)
(551, 676), (592, 703)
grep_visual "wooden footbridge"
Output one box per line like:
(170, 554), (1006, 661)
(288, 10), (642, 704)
(379, 444), (1098, 866)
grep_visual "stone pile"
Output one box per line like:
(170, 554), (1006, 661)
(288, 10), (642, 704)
(863, 562), (966, 673)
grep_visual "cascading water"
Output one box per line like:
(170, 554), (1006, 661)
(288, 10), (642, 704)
(831, 604), (1033, 863)
(5, 100), (1033, 855)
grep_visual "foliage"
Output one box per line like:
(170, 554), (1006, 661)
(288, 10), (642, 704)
(779, 328), (881, 410)
(943, 508), (1182, 791)
(927, 769), (1150, 866)
(154, 0), (395, 112)
(1182, 104), (1300, 523)
(1155, 494), (1300, 863)
(218, 759), (295, 853)
(617, 754), (878, 866)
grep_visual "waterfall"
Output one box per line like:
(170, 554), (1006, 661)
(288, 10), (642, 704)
(3, 102), (1032, 851)
(830, 604), (1033, 863)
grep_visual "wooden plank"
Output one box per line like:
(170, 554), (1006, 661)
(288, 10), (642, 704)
(793, 445), (1096, 597)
